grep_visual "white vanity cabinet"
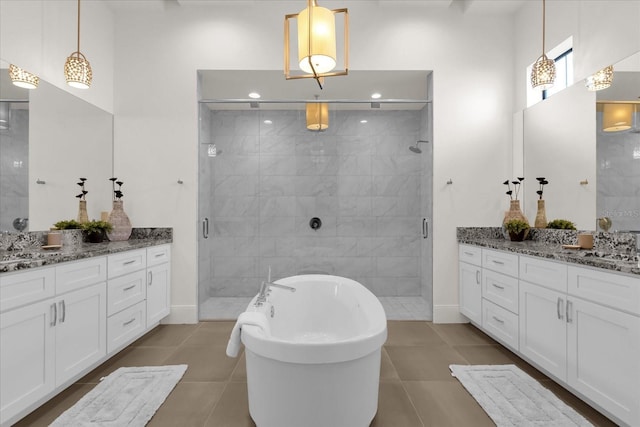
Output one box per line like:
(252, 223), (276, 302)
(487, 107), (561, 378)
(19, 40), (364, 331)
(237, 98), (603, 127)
(0, 243), (172, 427)
(458, 245), (482, 325)
(459, 244), (640, 427)
(146, 245), (171, 326)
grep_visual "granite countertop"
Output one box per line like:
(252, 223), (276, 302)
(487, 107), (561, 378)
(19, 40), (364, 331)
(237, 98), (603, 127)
(0, 228), (172, 274)
(458, 228), (640, 276)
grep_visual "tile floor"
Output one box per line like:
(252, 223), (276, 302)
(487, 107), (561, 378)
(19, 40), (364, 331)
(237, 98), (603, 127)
(200, 296), (432, 321)
(15, 321), (617, 427)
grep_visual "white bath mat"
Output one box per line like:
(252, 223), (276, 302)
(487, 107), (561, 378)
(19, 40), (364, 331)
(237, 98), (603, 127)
(50, 365), (187, 427)
(449, 364), (593, 427)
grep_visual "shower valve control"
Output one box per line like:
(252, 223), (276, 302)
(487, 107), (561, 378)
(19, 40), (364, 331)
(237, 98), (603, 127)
(309, 217), (322, 231)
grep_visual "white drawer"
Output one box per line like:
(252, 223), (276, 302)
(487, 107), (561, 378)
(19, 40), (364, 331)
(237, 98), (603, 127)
(482, 269), (519, 314)
(0, 267), (55, 312)
(56, 257), (107, 295)
(482, 249), (519, 277)
(107, 270), (146, 316)
(108, 249), (146, 279)
(568, 266), (640, 316)
(459, 244), (482, 267)
(482, 299), (519, 352)
(519, 255), (567, 292)
(147, 245), (170, 267)
(107, 300), (146, 354)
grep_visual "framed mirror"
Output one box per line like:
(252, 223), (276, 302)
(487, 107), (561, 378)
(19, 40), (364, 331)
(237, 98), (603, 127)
(0, 66), (114, 232)
(523, 50), (640, 232)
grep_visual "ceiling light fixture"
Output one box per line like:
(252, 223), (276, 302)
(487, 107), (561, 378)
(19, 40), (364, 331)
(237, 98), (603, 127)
(0, 103), (10, 130)
(586, 65), (614, 91)
(306, 96), (328, 131)
(248, 92), (261, 99)
(284, 0), (349, 90)
(371, 93), (381, 99)
(8, 64), (39, 89)
(64, 0), (92, 89)
(530, 0), (555, 90)
(602, 103), (633, 132)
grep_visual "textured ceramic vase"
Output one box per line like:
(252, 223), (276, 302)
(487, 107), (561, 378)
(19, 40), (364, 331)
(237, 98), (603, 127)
(107, 200), (132, 241)
(502, 200), (530, 239)
(534, 199), (548, 228)
(77, 200), (89, 224)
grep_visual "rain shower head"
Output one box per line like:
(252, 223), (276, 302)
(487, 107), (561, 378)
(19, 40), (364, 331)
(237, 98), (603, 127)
(409, 140), (429, 154)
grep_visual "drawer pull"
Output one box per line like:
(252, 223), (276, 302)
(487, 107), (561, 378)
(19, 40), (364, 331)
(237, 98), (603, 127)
(123, 285), (136, 291)
(492, 283), (505, 290)
(464, 251), (474, 256)
(123, 318), (136, 327)
(492, 316), (504, 324)
(50, 303), (57, 327)
(154, 253), (164, 258)
(123, 260), (136, 266)
(557, 298), (564, 320)
(492, 260), (505, 265)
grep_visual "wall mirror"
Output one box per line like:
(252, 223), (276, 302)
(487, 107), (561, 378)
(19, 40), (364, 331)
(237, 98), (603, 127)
(0, 64), (114, 232)
(523, 50), (640, 232)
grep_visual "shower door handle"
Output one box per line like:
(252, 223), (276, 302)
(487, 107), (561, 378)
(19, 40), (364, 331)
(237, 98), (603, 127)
(422, 218), (429, 239)
(202, 218), (209, 239)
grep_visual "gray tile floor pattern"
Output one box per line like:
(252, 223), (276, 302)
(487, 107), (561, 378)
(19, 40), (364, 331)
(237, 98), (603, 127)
(199, 296), (432, 320)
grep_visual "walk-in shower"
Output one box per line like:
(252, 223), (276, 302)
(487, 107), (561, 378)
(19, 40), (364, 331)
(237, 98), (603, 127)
(197, 70), (434, 321)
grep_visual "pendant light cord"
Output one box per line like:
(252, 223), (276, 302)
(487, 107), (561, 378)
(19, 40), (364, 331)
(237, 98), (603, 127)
(541, 0), (546, 53)
(76, 0), (81, 53)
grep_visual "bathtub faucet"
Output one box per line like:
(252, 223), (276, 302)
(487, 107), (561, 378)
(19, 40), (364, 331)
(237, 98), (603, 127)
(256, 281), (296, 305)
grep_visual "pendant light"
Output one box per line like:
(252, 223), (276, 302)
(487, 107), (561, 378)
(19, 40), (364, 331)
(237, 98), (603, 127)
(64, 0), (92, 89)
(586, 65), (614, 91)
(602, 103), (633, 132)
(306, 97), (328, 131)
(530, 0), (555, 90)
(8, 64), (39, 89)
(284, 0), (349, 89)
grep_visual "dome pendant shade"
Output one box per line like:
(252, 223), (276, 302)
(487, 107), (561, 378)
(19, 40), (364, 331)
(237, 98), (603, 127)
(297, 4), (337, 74)
(586, 65), (614, 91)
(531, 53), (556, 90)
(306, 103), (329, 130)
(65, 52), (92, 89)
(602, 103), (633, 132)
(8, 64), (39, 89)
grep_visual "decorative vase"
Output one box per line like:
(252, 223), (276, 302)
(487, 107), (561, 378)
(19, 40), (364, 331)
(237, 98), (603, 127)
(534, 199), (548, 228)
(502, 200), (530, 239)
(107, 200), (132, 241)
(77, 200), (89, 224)
(508, 230), (527, 242)
(87, 231), (105, 243)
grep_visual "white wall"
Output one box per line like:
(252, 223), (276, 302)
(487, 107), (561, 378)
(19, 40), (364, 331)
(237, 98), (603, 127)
(113, 3), (515, 323)
(0, 0), (115, 113)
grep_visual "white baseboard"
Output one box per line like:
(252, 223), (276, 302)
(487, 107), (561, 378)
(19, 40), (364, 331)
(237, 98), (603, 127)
(433, 304), (469, 324)
(162, 305), (198, 324)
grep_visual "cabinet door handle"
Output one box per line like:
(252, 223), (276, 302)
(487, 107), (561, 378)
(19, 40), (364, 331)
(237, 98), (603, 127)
(58, 300), (66, 323)
(557, 298), (564, 320)
(475, 270), (480, 284)
(123, 260), (136, 266)
(148, 271), (153, 286)
(492, 283), (505, 290)
(50, 303), (57, 327)
(492, 316), (504, 324)
(123, 285), (136, 291)
(123, 318), (136, 327)
(566, 300), (573, 324)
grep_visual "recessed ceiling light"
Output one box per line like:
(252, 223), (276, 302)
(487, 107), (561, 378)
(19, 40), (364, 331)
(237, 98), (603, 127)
(248, 92), (261, 99)
(371, 93), (381, 99)
(360, 120), (368, 124)
(263, 120), (273, 124)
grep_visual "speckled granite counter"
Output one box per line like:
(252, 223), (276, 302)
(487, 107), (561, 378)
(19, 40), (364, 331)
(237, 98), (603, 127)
(0, 228), (172, 273)
(458, 227), (640, 276)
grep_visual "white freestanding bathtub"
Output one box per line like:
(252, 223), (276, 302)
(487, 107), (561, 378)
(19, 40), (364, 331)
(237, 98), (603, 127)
(230, 274), (387, 427)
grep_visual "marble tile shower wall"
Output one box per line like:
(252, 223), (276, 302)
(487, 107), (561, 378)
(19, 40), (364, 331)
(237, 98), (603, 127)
(0, 109), (29, 232)
(206, 108), (424, 297)
(597, 111), (640, 232)
(198, 103), (214, 305)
